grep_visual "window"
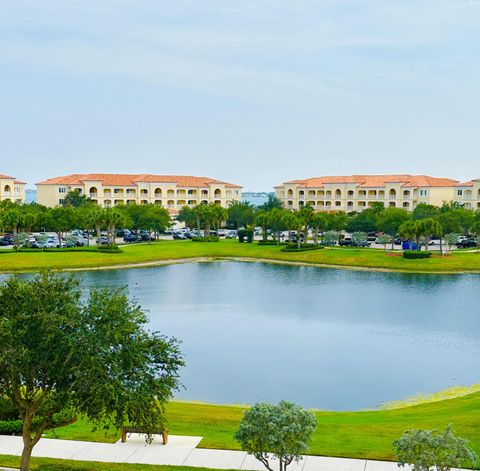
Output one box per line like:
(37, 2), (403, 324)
(457, 189), (463, 196)
(59, 187), (67, 193)
(420, 190), (427, 196)
(59, 199), (65, 204)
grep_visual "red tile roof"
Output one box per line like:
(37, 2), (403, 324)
(36, 174), (242, 189)
(0, 173), (16, 180)
(283, 174), (459, 188)
(457, 178), (480, 187)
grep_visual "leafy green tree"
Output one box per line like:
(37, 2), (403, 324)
(378, 208), (411, 248)
(327, 211), (348, 232)
(43, 206), (75, 243)
(210, 204), (228, 232)
(267, 208), (286, 244)
(412, 204), (440, 221)
(103, 208), (125, 244)
(417, 218), (442, 251)
(255, 211), (269, 243)
(310, 212), (329, 245)
(443, 233), (460, 256)
(376, 234), (393, 251)
(0, 273), (184, 471)
(351, 231), (367, 247)
(258, 194), (283, 211)
(298, 205), (314, 244)
(323, 230), (339, 247)
(346, 209), (378, 233)
(399, 220), (423, 250)
(12, 232), (29, 250)
(235, 401), (316, 471)
(177, 206), (197, 230)
(394, 425), (477, 471)
(63, 190), (91, 208)
(227, 201), (255, 229)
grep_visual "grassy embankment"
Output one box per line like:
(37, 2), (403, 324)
(0, 240), (479, 273)
(39, 392), (480, 462)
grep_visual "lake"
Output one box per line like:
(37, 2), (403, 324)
(4, 262), (479, 410)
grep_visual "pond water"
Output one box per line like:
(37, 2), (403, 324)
(4, 262), (479, 410)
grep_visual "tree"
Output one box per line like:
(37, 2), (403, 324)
(210, 204), (228, 232)
(0, 273), (184, 471)
(177, 206), (196, 230)
(227, 202), (255, 229)
(63, 190), (91, 208)
(258, 194), (283, 211)
(412, 204), (440, 221)
(399, 220), (422, 250)
(443, 233), (460, 256)
(310, 212), (328, 245)
(255, 211), (269, 243)
(417, 218), (442, 251)
(376, 234), (393, 251)
(323, 230), (339, 247)
(346, 209), (378, 233)
(267, 208), (286, 244)
(393, 425), (477, 471)
(298, 205), (314, 245)
(378, 208), (411, 249)
(234, 401), (316, 471)
(351, 231), (367, 247)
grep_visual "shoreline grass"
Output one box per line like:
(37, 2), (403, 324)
(40, 392), (480, 463)
(0, 240), (480, 274)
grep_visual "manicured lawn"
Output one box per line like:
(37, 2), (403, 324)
(43, 393), (480, 462)
(0, 240), (480, 273)
(0, 454), (225, 471)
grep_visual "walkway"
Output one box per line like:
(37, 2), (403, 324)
(0, 434), (461, 470)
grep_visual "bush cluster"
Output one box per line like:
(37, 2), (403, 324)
(257, 240), (286, 246)
(402, 251), (432, 259)
(191, 236), (219, 242)
(238, 229), (254, 243)
(97, 244), (122, 253)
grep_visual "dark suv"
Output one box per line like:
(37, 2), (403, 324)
(456, 238), (477, 248)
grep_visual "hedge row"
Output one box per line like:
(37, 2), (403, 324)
(0, 410), (76, 435)
(403, 251), (433, 259)
(191, 236), (219, 242)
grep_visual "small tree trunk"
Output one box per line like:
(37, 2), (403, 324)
(20, 442), (33, 471)
(21, 414), (34, 471)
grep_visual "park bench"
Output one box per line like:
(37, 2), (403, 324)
(121, 426), (168, 445)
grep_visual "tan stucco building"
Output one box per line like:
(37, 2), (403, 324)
(36, 174), (242, 212)
(274, 175), (461, 212)
(454, 178), (480, 210)
(0, 173), (26, 204)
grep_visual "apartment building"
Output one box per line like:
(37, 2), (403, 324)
(0, 173), (26, 204)
(455, 178), (480, 209)
(274, 175), (460, 212)
(36, 174), (242, 211)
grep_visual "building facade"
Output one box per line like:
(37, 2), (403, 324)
(274, 175), (462, 212)
(36, 174), (242, 211)
(0, 173), (26, 204)
(454, 179), (480, 210)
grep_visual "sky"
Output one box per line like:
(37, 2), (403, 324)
(1, 0), (479, 191)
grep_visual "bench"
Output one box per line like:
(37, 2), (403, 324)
(121, 426), (168, 445)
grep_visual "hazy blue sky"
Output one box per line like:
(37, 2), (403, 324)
(1, 0), (479, 190)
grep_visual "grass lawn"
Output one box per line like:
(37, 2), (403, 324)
(42, 393), (480, 462)
(0, 240), (480, 273)
(0, 454), (226, 471)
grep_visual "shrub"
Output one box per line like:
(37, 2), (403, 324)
(0, 409), (76, 434)
(0, 396), (18, 421)
(191, 236), (219, 242)
(403, 251), (432, 259)
(238, 229), (254, 243)
(97, 244), (122, 253)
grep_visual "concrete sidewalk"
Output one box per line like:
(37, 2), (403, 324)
(0, 434), (461, 470)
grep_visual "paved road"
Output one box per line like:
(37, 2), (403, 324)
(0, 434), (467, 470)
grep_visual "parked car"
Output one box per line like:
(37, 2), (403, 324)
(225, 230), (237, 239)
(0, 237), (11, 246)
(367, 232), (378, 242)
(456, 238), (477, 248)
(140, 230), (154, 241)
(339, 237), (353, 246)
(123, 233), (138, 243)
(173, 232), (187, 240)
